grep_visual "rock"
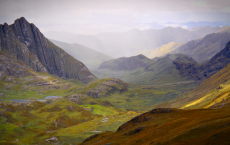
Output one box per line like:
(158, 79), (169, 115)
(0, 93), (5, 97)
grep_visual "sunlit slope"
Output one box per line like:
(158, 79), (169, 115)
(80, 107), (230, 145)
(50, 39), (113, 70)
(136, 42), (183, 58)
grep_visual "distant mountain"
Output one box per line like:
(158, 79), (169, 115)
(98, 54), (153, 71)
(0, 17), (96, 83)
(50, 39), (113, 70)
(44, 26), (226, 58)
(94, 53), (193, 85)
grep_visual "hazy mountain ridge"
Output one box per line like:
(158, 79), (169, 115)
(174, 27), (230, 63)
(0, 17), (96, 83)
(50, 39), (113, 70)
(44, 26), (226, 58)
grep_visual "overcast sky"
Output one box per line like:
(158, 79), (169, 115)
(0, 0), (230, 34)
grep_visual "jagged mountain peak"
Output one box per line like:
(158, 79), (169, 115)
(0, 17), (97, 83)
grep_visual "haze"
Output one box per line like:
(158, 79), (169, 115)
(0, 0), (230, 35)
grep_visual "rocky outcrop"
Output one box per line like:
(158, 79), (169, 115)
(85, 78), (128, 99)
(0, 17), (96, 83)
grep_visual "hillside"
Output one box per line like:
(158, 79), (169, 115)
(157, 41), (230, 109)
(50, 40), (113, 70)
(44, 26), (226, 58)
(80, 107), (230, 145)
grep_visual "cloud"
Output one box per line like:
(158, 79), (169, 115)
(0, 0), (230, 34)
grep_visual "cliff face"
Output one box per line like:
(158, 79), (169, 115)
(0, 17), (96, 83)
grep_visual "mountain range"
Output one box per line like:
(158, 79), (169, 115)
(138, 27), (230, 63)
(94, 40), (230, 86)
(44, 26), (227, 58)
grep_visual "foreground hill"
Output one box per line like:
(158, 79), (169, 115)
(50, 39), (113, 70)
(81, 107), (230, 145)
(0, 17), (96, 83)
(44, 26), (226, 58)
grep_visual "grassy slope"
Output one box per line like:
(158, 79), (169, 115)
(159, 63), (230, 109)
(80, 107), (230, 145)
(0, 98), (138, 144)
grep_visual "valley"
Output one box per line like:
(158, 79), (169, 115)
(1, 15), (230, 145)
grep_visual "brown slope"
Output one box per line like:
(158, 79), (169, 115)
(80, 107), (230, 145)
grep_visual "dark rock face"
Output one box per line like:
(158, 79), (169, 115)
(173, 41), (230, 80)
(0, 17), (96, 83)
(173, 55), (201, 79)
